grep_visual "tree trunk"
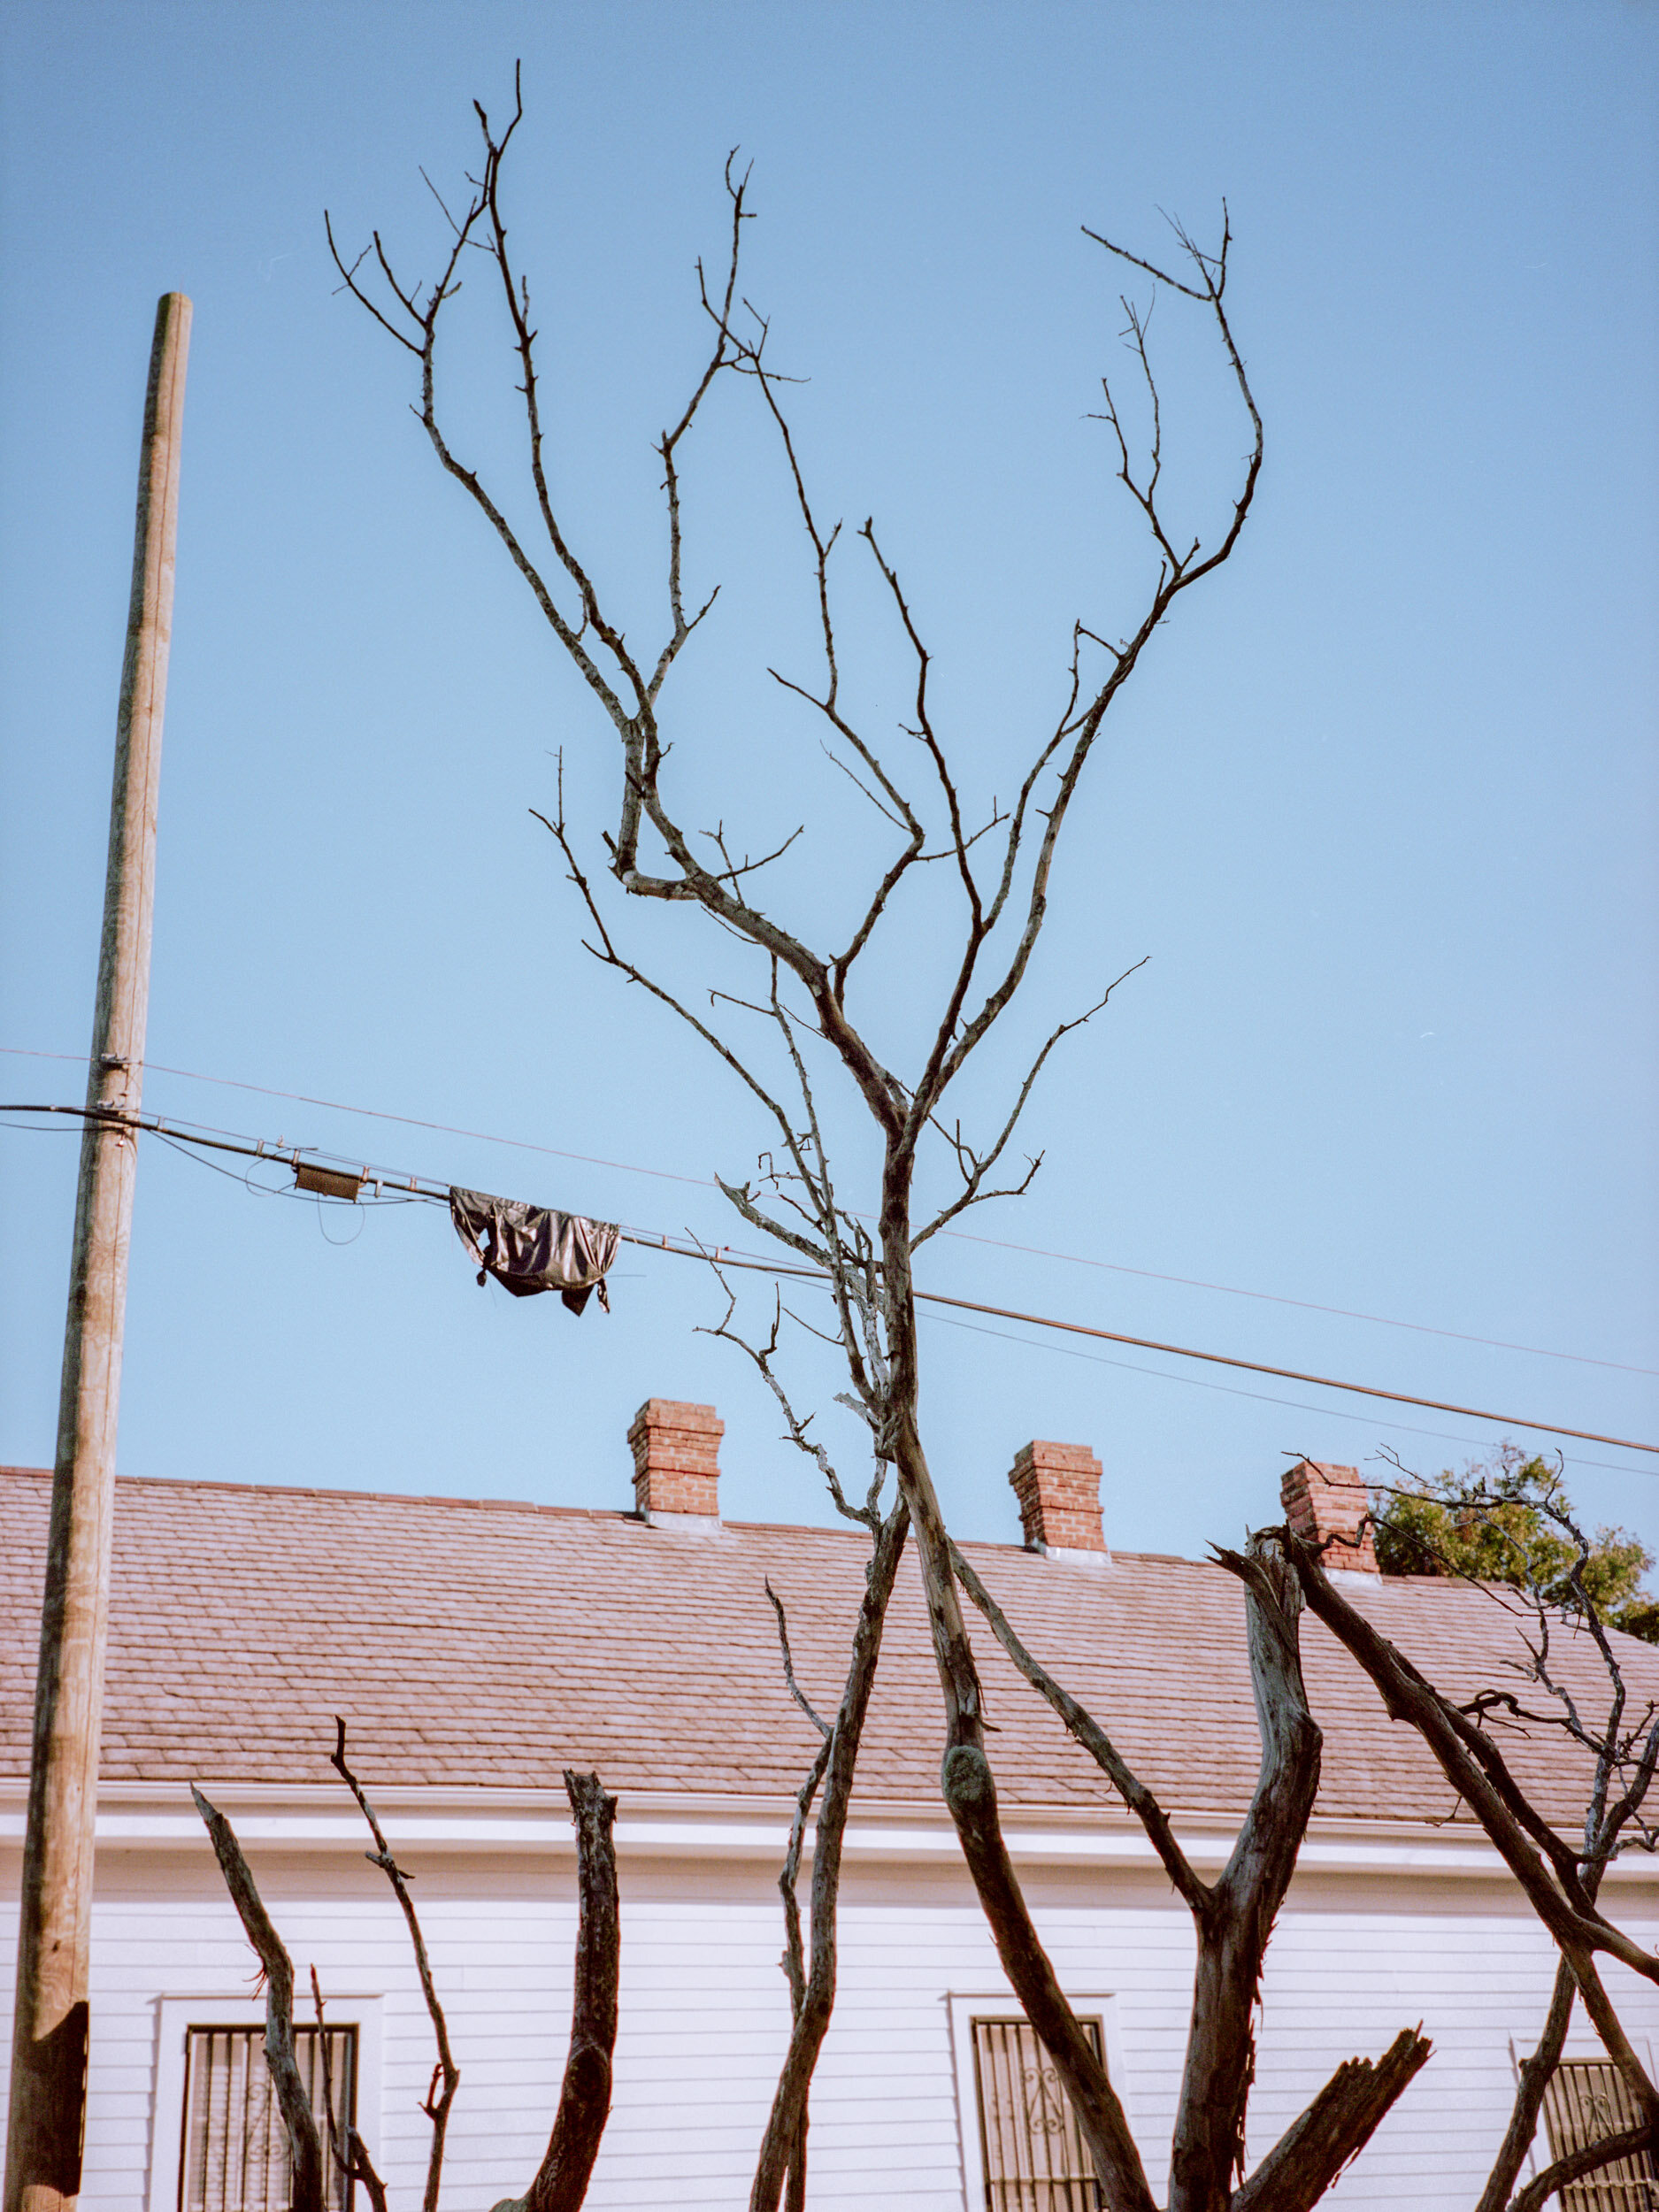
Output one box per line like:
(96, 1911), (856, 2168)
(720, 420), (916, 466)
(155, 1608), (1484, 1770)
(749, 1507), (910, 2212)
(524, 1772), (620, 2212)
(1169, 1540), (1321, 2209)
(879, 1151), (1156, 2212)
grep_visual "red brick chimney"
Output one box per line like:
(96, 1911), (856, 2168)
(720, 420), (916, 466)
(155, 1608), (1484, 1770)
(1280, 1459), (1379, 1574)
(1009, 1440), (1107, 1557)
(629, 1400), (723, 1523)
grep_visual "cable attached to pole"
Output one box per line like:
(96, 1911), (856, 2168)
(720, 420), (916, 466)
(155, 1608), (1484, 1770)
(6, 1099), (1655, 1459)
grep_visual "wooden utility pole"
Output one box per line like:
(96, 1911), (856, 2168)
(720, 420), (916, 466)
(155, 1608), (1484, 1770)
(5, 292), (190, 2212)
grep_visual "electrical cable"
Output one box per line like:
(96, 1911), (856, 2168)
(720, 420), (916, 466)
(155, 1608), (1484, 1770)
(0, 1044), (710, 1187)
(928, 1228), (1659, 1378)
(5, 1099), (1655, 1460)
(5, 1042), (1648, 1379)
(919, 1311), (1647, 1474)
(131, 1109), (1658, 1473)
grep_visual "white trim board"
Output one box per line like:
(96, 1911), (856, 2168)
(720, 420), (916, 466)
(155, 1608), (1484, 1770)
(145, 1993), (384, 2212)
(945, 1987), (1131, 2212)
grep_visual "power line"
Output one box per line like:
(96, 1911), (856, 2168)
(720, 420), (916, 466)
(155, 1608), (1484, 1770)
(5, 1099), (1655, 1461)
(920, 1311), (1647, 1475)
(0, 1045), (711, 1187)
(907, 1288), (1659, 1460)
(128, 1100), (1643, 1467)
(933, 1226), (1658, 1378)
(4, 1042), (1650, 1379)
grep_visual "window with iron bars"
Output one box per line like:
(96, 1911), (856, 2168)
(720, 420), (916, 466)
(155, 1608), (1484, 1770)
(1540, 2060), (1659, 2211)
(972, 2015), (1105, 2211)
(180, 2025), (357, 2212)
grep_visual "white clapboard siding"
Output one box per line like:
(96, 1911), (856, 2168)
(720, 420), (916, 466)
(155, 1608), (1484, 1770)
(3, 1850), (1657, 2211)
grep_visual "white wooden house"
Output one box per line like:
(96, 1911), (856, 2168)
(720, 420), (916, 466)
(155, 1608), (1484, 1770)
(4, 1407), (1656, 2210)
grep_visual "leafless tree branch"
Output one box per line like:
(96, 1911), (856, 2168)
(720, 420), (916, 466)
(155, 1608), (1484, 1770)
(912, 959), (1148, 1250)
(949, 1540), (1208, 1912)
(1286, 1528), (1659, 2132)
(943, 1533), (1428, 2206)
(330, 1720), (459, 2212)
(1507, 2119), (1658, 2212)
(1357, 1450), (1659, 2203)
(310, 1970), (389, 2212)
(1476, 1960), (1575, 2212)
(765, 1579), (834, 1741)
(191, 1788), (326, 2212)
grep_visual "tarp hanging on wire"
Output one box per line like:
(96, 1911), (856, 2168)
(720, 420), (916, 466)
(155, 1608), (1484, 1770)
(448, 1187), (619, 1316)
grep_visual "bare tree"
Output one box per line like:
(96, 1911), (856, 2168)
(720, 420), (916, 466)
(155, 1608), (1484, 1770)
(1285, 1466), (1659, 2211)
(949, 1535), (1431, 2210)
(327, 72), (1433, 2208)
(194, 1739), (620, 2212)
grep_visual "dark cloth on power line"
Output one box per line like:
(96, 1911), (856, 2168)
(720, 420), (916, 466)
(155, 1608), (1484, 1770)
(449, 1187), (619, 1315)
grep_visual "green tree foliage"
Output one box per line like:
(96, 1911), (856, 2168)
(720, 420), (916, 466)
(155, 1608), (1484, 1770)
(1372, 1446), (1659, 1642)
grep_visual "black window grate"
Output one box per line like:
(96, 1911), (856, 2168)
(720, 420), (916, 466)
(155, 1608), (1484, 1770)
(1540, 2060), (1659, 2211)
(180, 2026), (356, 2212)
(972, 2015), (1105, 2211)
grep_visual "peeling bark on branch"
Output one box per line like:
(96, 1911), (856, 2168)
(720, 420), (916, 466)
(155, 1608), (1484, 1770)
(1170, 1539), (1324, 2205)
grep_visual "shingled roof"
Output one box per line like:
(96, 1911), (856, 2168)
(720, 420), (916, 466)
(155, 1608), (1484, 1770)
(2, 1464), (1645, 1829)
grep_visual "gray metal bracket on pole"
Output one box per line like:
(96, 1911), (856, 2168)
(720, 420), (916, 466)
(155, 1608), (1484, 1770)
(5, 291), (191, 2212)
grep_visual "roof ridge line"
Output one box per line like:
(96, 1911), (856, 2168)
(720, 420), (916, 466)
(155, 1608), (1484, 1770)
(2, 1464), (1217, 1562)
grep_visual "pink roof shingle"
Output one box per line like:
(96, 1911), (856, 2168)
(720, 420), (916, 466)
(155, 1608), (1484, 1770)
(2, 1466), (1647, 1827)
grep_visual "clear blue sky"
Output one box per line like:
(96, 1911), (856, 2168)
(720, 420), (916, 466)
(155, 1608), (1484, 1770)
(2, 0), (1655, 1562)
